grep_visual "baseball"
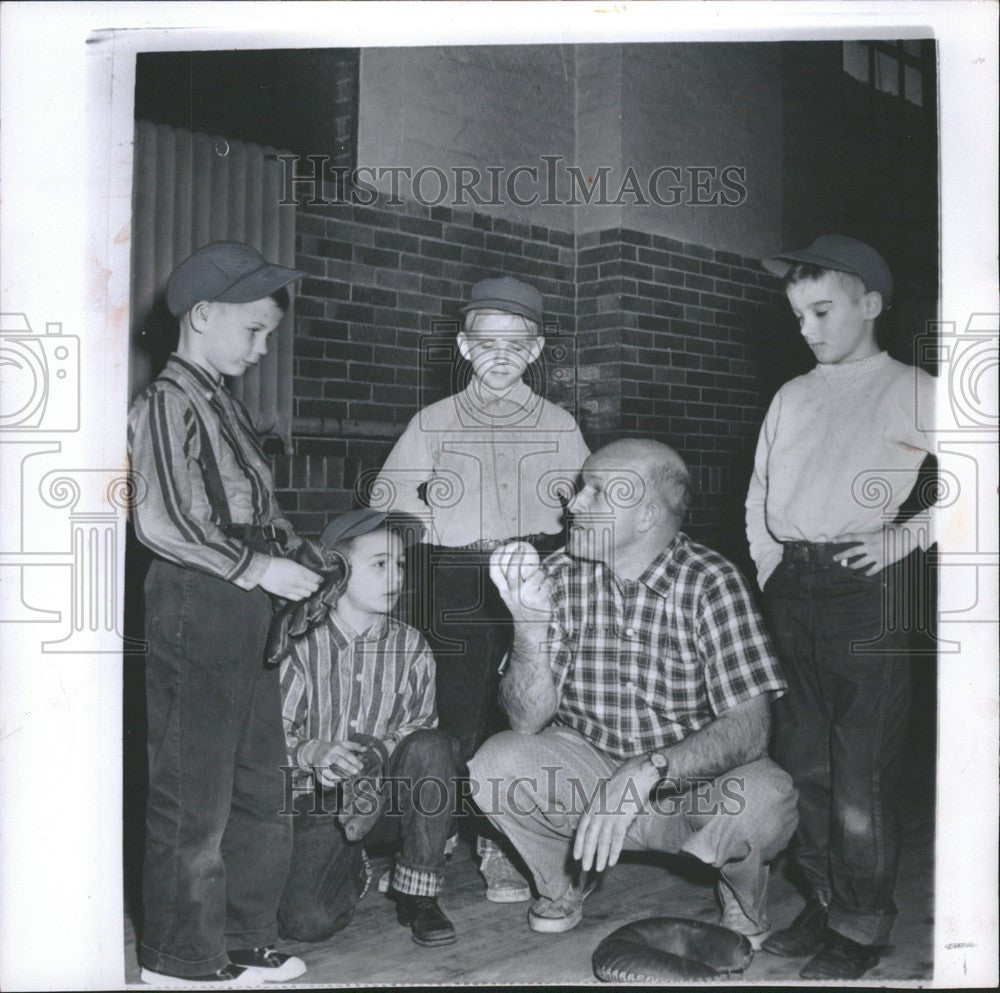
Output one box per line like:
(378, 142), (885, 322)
(501, 541), (541, 583)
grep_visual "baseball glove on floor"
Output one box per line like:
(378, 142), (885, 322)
(592, 916), (754, 983)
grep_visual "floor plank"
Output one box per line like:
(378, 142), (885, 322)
(124, 772), (934, 986)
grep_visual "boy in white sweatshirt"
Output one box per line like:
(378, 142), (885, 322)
(745, 235), (935, 981)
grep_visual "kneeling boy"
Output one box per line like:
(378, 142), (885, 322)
(279, 509), (459, 947)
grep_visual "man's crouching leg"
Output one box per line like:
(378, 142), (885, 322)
(630, 758), (798, 949)
(468, 728), (612, 905)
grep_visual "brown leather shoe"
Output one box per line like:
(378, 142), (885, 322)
(799, 930), (881, 980)
(396, 894), (457, 947)
(761, 894), (828, 957)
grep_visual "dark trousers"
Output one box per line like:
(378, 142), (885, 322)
(140, 559), (291, 977)
(403, 538), (563, 768)
(278, 729), (457, 943)
(764, 552), (913, 946)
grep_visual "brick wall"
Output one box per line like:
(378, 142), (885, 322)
(273, 196), (798, 576)
(271, 195), (578, 537)
(577, 228), (798, 570)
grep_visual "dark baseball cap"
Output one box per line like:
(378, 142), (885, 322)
(166, 241), (309, 317)
(319, 508), (426, 551)
(459, 276), (544, 326)
(762, 234), (893, 308)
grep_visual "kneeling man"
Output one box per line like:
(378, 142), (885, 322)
(468, 440), (797, 946)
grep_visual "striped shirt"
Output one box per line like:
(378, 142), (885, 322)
(544, 533), (786, 761)
(127, 354), (295, 589)
(372, 380), (590, 547)
(280, 611), (438, 785)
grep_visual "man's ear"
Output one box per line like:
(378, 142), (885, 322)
(638, 499), (661, 534)
(861, 291), (884, 320)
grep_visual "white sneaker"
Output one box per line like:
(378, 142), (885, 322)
(377, 866), (393, 894)
(227, 947), (307, 982)
(480, 850), (531, 903)
(139, 965), (263, 987)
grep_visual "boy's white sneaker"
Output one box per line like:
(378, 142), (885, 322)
(227, 947), (307, 982)
(139, 964), (263, 987)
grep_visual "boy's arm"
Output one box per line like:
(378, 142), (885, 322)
(379, 638), (439, 756)
(128, 389), (269, 589)
(370, 416), (435, 529)
(745, 394), (785, 590)
(280, 642), (364, 782)
(833, 368), (939, 574)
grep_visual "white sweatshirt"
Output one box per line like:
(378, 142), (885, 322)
(746, 351), (935, 589)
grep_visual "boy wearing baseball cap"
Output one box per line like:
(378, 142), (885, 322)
(745, 235), (935, 979)
(371, 277), (590, 902)
(277, 509), (460, 947)
(128, 242), (320, 986)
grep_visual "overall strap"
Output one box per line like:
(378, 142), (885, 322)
(158, 375), (233, 527)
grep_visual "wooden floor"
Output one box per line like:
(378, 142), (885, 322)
(123, 762), (934, 987)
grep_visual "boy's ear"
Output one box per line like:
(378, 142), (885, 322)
(861, 291), (884, 320)
(456, 331), (472, 362)
(188, 300), (213, 334)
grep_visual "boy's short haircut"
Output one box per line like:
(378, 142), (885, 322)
(782, 263), (867, 300)
(462, 307), (541, 338)
(267, 285), (291, 313)
(763, 233), (893, 308)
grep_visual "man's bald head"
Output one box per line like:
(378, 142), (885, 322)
(588, 439), (692, 527)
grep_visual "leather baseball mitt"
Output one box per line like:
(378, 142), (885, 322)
(265, 539), (350, 666)
(592, 916), (754, 983)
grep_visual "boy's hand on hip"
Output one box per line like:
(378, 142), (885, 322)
(490, 541), (552, 622)
(833, 526), (910, 576)
(259, 557), (322, 600)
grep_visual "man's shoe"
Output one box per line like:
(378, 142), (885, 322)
(527, 876), (599, 934)
(139, 965), (261, 987)
(761, 894), (829, 957)
(396, 894), (457, 947)
(480, 849), (532, 903)
(227, 947), (307, 982)
(799, 930), (881, 980)
(717, 881), (772, 951)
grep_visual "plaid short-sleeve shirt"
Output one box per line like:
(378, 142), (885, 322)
(545, 532), (785, 761)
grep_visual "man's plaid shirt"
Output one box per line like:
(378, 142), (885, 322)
(543, 532), (786, 761)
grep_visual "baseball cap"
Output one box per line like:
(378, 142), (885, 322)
(319, 508), (426, 551)
(166, 241), (309, 317)
(762, 234), (893, 308)
(459, 276), (544, 326)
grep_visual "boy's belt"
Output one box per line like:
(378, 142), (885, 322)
(782, 540), (862, 566)
(456, 532), (561, 553)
